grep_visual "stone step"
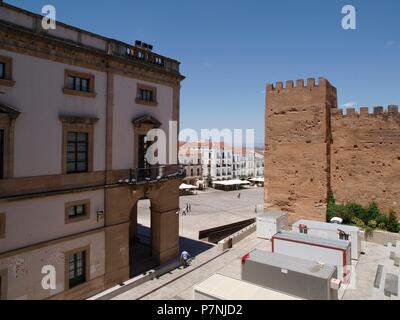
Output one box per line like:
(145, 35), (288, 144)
(384, 273), (399, 297)
(374, 265), (384, 289)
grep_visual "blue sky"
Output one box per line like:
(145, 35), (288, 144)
(7, 0), (400, 144)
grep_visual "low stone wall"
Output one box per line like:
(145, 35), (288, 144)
(89, 258), (183, 300)
(217, 223), (256, 251)
(362, 229), (400, 246)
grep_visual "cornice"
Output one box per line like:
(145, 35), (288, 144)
(0, 21), (185, 87)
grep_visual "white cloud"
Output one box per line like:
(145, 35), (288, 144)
(340, 102), (357, 108)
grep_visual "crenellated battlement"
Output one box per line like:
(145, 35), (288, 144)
(333, 105), (399, 119)
(267, 77), (333, 92)
(265, 76), (400, 221)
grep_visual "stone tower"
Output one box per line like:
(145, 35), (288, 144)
(265, 78), (337, 222)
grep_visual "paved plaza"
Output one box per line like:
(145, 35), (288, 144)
(138, 187), (264, 239)
(93, 187), (400, 301)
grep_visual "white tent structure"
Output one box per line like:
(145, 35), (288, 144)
(179, 183), (198, 190)
(249, 177), (264, 183)
(212, 179), (251, 191)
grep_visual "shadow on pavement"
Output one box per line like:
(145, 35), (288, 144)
(130, 225), (214, 278)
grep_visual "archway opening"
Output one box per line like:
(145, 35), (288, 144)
(128, 198), (157, 278)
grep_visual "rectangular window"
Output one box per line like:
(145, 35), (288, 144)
(68, 250), (87, 289)
(0, 268), (8, 300)
(0, 63), (5, 79)
(67, 76), (90, 92)
(136, 84), (157, 106)
(65, 200), (90, 224)
(138, 89), (154, 102)
(0, 213), (5, 239)
(0, 130), (4, 179)
(68, 204), (86, 219)
(67, 132), (88, 174)
(64, 70), (95, 97)
(0, 56), (14, 87)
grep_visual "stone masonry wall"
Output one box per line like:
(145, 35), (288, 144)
(265, 77), (400, 222)
(331, 106), (400, 215)
(265, 78), (337, 222)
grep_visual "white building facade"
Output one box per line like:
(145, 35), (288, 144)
(179, 142), (264, 186)
(0, 2), (184, 300)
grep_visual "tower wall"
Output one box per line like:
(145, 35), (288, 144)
(265, 78), (337, 222)
(265, 77), (400, 222)
(331, 106), (400, 214)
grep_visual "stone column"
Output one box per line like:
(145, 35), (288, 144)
(104, 223), (130, 287)
(151, 208), (180, 264)
(104, 186), (141, 287)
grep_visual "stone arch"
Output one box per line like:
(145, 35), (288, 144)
(104, 178), (181, 285)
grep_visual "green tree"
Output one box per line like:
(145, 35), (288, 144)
(335, 205), (354, 224)
(366, 202), (380, 222)
(326, 192), (336, 222)
(386, 210), (400, 233)
(345, 203), (366, 223)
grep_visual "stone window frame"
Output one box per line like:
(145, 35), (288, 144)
(135, 83), (158, 107)
(0, 269), (7, 300)
(0, 212), (5, 239)
(60, 116), (98, 175)
(0, 114), (18, 179)
(65, 199), (91, 224)
(132, 116), (162, 168)
(64, 245), (91, 290)
(0, 55), (15, 87)
(63, 69), (96, 98)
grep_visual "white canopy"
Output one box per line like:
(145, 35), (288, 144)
(213, 180), (251, 186)
(249, 177), (264, 183)
(179, 183), (198, 190)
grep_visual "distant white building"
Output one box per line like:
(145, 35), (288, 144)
(232, 148), (264, 179)
(179, 141), (264, 186)
(254, 150), (264, 177)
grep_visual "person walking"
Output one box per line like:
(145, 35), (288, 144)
(237, 193), (241, 199)
(185, 203), (189, 214)
(180, 250), (191, 268)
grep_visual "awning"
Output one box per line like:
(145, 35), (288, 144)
(179, 183), (198, 190)
(249, 177), (264, 183)
(213, 180), (251, 186)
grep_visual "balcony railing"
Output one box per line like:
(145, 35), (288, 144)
(108, 42), (181, 74)
(117, 165), (185, 185)
(0, 4), (181, 75)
